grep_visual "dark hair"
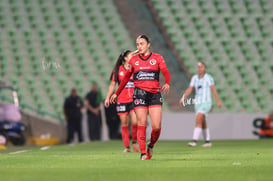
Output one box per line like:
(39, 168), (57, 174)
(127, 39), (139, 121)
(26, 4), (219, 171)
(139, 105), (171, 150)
(110, 50), (131, 82)
(136, 35), (150, 43)
(198, 61), (206, 68)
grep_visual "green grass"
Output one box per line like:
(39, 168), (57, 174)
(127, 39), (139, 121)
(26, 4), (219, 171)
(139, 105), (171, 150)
(0, 140), (273, 181)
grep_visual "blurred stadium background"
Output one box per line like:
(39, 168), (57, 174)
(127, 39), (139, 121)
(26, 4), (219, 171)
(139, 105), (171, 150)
(0, 0), (272, 142)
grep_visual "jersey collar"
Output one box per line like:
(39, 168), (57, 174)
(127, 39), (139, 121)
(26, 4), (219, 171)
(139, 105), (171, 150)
(138, 52), (152, 61)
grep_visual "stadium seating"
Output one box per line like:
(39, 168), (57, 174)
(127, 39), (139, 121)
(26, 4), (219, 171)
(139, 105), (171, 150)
(151, 0), (273, 113)
(0, 0), (134, 119)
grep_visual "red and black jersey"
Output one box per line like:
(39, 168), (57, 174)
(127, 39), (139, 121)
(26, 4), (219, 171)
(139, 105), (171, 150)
(115, 53), (170, 96)
(112, 65), (134, 103)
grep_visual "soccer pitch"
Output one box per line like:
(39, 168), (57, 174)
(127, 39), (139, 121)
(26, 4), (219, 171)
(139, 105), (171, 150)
(0, 140), (272, 181)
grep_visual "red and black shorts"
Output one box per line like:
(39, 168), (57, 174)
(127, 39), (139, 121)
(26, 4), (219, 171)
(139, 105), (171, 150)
(116, 102), (134, 115)
(133, 87), (163, 109)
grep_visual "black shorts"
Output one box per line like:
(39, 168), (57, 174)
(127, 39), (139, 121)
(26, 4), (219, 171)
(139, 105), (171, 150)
(133, 87), (163, 109)
(116, 102), (134, 115)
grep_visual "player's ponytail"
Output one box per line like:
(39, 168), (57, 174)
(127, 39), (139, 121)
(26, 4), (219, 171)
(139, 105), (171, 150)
(109, 50), (131, 82)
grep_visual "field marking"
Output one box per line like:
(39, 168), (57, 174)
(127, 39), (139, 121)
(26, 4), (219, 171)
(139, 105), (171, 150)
(40, 146), (51, 151)
(9, 150), (31, 155)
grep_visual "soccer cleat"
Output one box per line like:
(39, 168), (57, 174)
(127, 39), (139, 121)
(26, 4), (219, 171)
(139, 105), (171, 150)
(146, 145), (153, 160)
(202, 142), (212, 147)
(188, 141), (197, 147)
(132, 143), (139, 152)
(140, 154), (147, 160)
(123, 148), (131, 152)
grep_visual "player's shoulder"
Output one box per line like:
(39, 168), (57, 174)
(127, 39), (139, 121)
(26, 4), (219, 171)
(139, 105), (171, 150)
(151, 52), (163, 59)
(205, 73), (214, 79)
(130, 54), (138, 61)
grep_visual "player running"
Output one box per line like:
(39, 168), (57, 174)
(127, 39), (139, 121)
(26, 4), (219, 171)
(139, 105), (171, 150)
(105, 50), (139, 153)
(110, 35), (171, 160)
(179, 62), (221, 147)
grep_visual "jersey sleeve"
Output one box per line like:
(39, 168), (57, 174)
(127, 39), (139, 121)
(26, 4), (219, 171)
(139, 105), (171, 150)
(115, 61), (134, 96)
(189, 76), (195, 87)
(158, 55), (167, 70)
(208, 74), (215, 86)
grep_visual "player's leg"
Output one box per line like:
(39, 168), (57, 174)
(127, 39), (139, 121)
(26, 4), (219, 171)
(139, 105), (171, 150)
(202, 116), (212, 147)
(134, 108), (148, 159)
(129, 109), (138, 152)
(146, 106), (162, 160)
(119, 114), (130, 152)
(188, 112), (204, 147)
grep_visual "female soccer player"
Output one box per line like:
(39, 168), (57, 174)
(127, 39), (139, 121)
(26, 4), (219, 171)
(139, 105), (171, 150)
(105, 50), (139, 152)
(179, 62), (221, 147)
(110, 35), (171, 160)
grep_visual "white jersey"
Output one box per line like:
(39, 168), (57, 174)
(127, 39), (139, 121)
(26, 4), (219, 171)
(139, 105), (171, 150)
(189, 73), (214, 104)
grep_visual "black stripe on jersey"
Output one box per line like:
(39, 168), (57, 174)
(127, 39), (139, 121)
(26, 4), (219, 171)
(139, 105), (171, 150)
(138, 53), (153, 61)
(133, 70), (159, 81)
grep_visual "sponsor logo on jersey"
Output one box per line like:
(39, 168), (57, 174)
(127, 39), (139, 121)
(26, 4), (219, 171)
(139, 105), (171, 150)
(125, 81), (134, 88)
(134, 71), (159, 81)
(140, 67), (151, 70)
(150, 59), (156, 65)
(135, 61), (139, 66)
(120, 71), (124, 76)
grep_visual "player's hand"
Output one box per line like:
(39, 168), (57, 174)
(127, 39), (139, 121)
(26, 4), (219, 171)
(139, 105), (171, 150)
(179, 97), (184, 107)
(162, 84), (170, 95)
(104, 98), (110, 108)
(217, 101), (222, 108)
(110, 94), (117, 104)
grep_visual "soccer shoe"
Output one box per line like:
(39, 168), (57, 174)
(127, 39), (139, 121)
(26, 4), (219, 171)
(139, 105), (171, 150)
(132, 143), (139, 152)
(188, 141), (197, 147)
(123, 148), (131, 152)
(202, 142), (212, 147)
(146, 146), (153, 160)
(140, 154), (147, 160)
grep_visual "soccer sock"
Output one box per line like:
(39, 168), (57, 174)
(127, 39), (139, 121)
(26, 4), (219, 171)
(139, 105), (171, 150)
(121, 126), (130, 148)
(193, 127), (202, 141)
(137, 126), (147, 154)
(131, 124), (138, 144)
(149, 128), (161, 148)
(203, 128), (210, 142)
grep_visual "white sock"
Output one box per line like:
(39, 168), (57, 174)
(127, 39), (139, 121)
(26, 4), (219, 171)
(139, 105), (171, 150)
(203, 128), (210, 141)
(193, 127), (202, 141)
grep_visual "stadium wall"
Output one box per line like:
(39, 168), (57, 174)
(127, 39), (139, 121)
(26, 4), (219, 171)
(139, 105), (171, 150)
(158, 112), (267, 140)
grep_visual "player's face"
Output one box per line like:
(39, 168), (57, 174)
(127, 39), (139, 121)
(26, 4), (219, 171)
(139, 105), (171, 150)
(124, 52), (133, 63)
(136, 38), (150, 55)
(197, 63), (206, 75)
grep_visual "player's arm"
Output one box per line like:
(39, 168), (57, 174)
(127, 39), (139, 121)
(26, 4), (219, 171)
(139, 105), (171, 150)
(210, 85), (222, 108)
(110, 70), (133, 104)
(161, 67), (171, 94)
(105, 80), (116, 107)
(158, 55), (171, 94)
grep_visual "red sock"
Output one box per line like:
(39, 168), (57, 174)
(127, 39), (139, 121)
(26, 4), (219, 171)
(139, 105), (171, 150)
(121, 126), (129, 148)
(149, 128), (161, 148)
(131, 124), (138, 143)
(137, 126), (146, 154)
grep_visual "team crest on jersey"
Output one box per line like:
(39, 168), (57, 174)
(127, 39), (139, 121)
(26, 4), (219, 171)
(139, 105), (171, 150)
(120, 71), (124, 76)
(150, 59), (156, 65)
(135, 61), (139, 66)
